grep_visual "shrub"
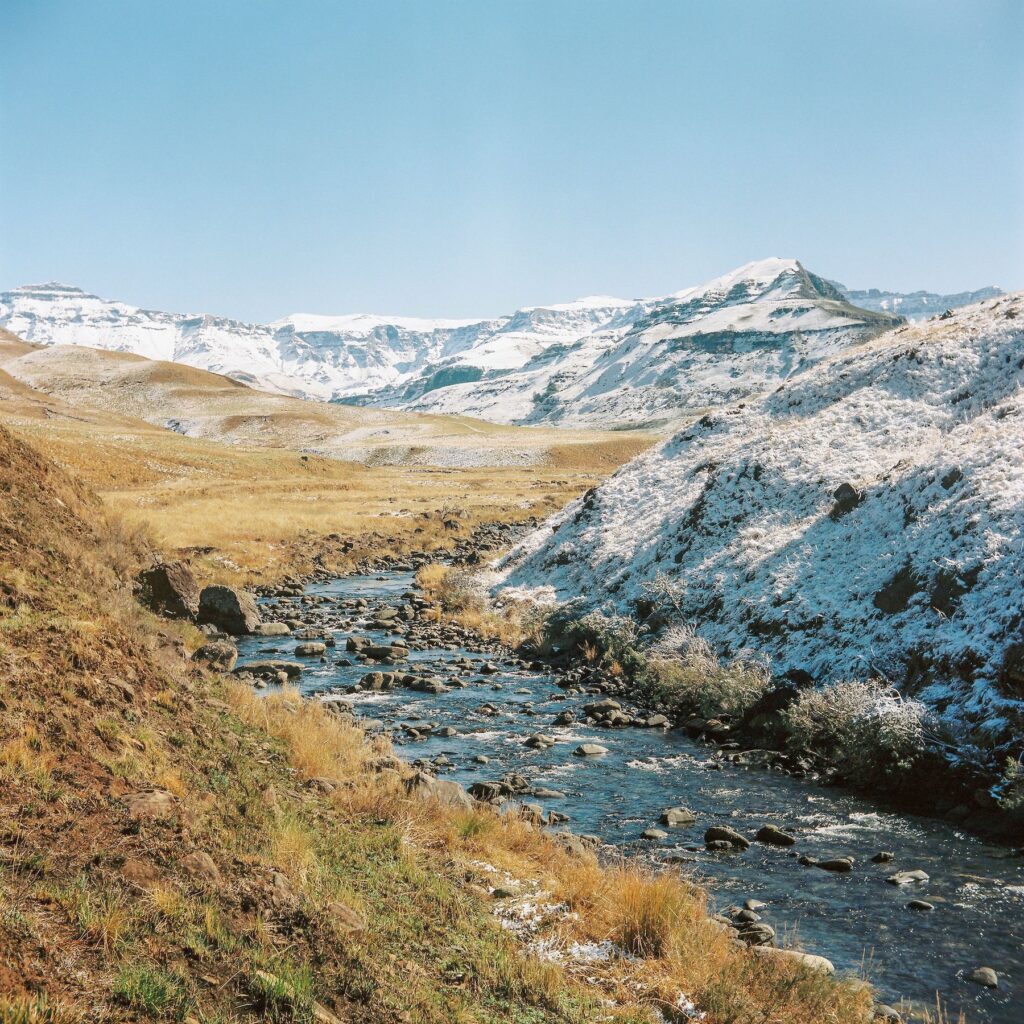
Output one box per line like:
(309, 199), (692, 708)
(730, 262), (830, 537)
(640, 622), (771, 720)
(546, 608), (646, 674)
(783, 680), (927, 784)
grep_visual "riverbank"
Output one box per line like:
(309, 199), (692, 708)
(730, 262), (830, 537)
(408, 564), (1024, 848)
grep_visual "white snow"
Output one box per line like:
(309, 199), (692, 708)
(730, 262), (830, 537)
(492, 294), (1024, 733)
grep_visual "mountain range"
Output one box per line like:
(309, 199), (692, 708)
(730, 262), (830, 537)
(0, 261), (1000, 428)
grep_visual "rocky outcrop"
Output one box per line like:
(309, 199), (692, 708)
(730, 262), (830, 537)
(198, 584), (261, 635)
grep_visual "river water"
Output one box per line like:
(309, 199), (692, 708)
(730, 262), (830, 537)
(236, 571), (1022, 1023)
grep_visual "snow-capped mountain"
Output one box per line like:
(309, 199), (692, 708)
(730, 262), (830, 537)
(400, 259), (903, 427)
(834, 284), (1003, 319)
(0, 262), (994, 428)
(491, 292), (1024, 731)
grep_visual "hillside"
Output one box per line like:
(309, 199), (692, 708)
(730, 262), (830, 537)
(0, 261), (968, 427)
(0, 336), (641, 468)
(0, 423), (875, 1023)
(492, 293), (1024, 740)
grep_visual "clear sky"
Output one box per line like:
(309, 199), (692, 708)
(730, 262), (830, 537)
(2, 0), (1022, 322)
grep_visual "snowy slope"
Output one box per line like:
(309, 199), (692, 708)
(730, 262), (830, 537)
(404, 259), (903, 426)
(492, 293), (1024, 732)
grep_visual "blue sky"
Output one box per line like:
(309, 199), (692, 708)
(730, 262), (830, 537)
(2, 0), (1022, 321)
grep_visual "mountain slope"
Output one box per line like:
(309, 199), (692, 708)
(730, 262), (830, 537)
(0, 338), (652, 468)
(0, 261), (927, 427)
(492, 293), (1024, 734)
(405, 258), (903, 427)
(835, 283), (1003, 318)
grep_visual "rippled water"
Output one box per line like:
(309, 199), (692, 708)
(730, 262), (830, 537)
(237, 572), (1023, 1023)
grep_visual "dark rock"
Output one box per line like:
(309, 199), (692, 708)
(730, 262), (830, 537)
(705, 826), (750, 850)
(830, 482), (863, 520)
(136, 561), (200, 619)
(755, 824), (796, 847)
(198, 584), (261, 635)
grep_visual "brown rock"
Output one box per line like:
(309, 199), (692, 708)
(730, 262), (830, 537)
(136, 561), (200, 619)
(123, 789), (178, 821)
(181, 851), (222, 885)
(198, 584), (261, 635)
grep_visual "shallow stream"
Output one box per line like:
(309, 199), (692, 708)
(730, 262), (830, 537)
(237, 571), (1023, 1023)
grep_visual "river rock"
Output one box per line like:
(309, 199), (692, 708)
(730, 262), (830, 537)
(871, 851), (895, 863)
(643, 714), (670, 728)
(660, 807), (696, 826)
(295, 642), (326, 656)
(907, 899), (934, 911)
(404, 771), (473, 811)
(573, 743), (609, 757)
(704, 826), (750, 850)
(750, 947), (835, 975)
(641, 827), (668, 840)
(198, 584), (261, 635)
(524, 734), (556, 749)
(738, 922), (776, 946)
(887, 869), (929, 885)
(253, 622), (291, 636)
(235, 660), (302, 679)
(817, 858), (854, 873)
(967, 966), (998, 987)
(136, 561), (200, 619)
(192, 640), (237, 672)
(756, 824), (796, 847)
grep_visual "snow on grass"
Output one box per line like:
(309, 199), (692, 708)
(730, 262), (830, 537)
(493, 294), (1024, 733)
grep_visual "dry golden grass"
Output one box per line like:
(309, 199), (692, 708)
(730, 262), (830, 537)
(0, 354), (654, 585)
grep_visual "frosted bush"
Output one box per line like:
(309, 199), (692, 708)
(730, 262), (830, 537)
(645, 621), (771, 720)
(784, 680), (927, 782)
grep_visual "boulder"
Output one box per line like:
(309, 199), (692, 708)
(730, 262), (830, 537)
(573, 743), (609, 757)
(886, 869), (929, 885)
(136, 561), (200, 619)
(253, 622), (291, 637)
(295, 642), (327, 657)
(817, 858), (854, 873)
(198, 584), (261, 635)
(756, 824), (796, 847)
(123, 789), (178, 821)
(192, 640), (238, 672)
(967, 966), (998, 988)
(704, 826), (750, 850)
(749, 947), (835, 975)
(180, 851), (222, 885)
(660, 807), (696, 827)
(404, 771), (473, 811)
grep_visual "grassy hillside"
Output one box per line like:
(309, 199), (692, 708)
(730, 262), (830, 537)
(0, 335), (652, 585)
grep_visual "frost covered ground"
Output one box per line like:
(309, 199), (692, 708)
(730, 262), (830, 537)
(492, 294), (1024, 734)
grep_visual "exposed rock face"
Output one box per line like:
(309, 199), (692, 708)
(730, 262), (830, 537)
(198, 584), (261, 635)
(136, 561), (200, 619)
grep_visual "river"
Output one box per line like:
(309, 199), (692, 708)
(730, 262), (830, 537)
(236, 570), (1022, 1023)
